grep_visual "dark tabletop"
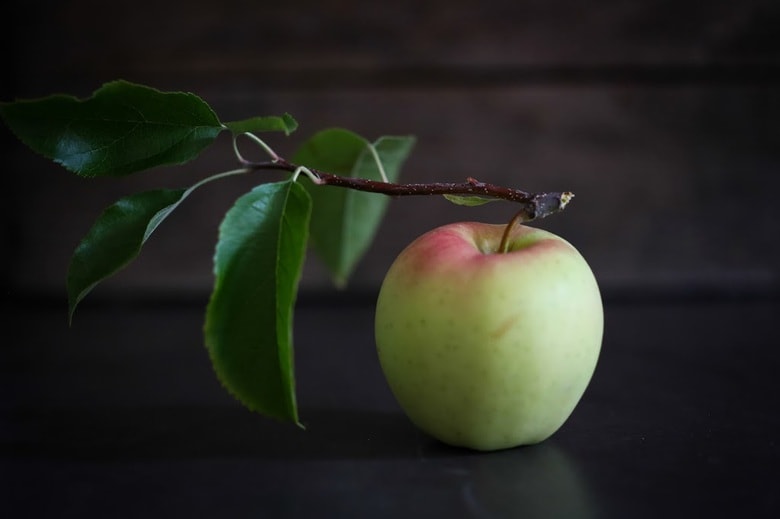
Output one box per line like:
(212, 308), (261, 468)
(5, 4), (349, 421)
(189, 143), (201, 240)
(2, 294), (779, 518)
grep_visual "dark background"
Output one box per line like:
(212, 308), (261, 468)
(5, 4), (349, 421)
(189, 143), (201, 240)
(3, 0), (779, 298)
(2, 1), (780, 517)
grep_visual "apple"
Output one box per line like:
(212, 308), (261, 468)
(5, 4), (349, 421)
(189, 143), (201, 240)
(374, 221), (603, 451)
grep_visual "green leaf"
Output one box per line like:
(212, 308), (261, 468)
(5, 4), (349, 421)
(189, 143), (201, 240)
(67, 169), (248, 322)
(204, 180), (312, 424)
(224, 113), (298, 136)
(0, 80), (223, 177)
(67, 188), (187, 322)
(443, 194), (502, 207)
(293, 129), (415, 287)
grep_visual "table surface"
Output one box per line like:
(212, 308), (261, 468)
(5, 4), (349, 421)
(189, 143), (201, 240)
(2, 295), (779, 518)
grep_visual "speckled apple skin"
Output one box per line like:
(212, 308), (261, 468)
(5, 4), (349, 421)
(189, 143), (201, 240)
(375, 222), (603, 451)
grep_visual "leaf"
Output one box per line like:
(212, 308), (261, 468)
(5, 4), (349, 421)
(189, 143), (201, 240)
(293, 129), (415, 287)
(0, 80), (223, 177)
(224, 113), (298, 136)
(67, 188), (186, 322)
(67, 169), (248, 322)
(442, 194), (502, 207)
(204, 180), (312, 424)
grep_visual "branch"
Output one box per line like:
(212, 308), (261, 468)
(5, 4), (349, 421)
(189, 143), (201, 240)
(245, 159), (574, 222)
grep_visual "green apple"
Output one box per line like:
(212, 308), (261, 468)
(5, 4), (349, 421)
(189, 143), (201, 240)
(374, 222), (603, 451)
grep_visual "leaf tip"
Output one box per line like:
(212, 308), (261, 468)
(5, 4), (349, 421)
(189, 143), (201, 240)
(282, 113), (298, 135)
(332, 275), (349, 290)
(66, 286), (85, 327)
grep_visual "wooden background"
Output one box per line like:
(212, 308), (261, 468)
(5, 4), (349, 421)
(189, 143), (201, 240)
(3, 0), (779, 300)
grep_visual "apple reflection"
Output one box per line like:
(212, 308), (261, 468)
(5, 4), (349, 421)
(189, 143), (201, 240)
(461, 442), (597, 517)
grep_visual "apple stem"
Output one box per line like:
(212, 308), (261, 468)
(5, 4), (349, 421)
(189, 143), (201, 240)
(498, 210), (527, 253)
(242, 157), (575, 222)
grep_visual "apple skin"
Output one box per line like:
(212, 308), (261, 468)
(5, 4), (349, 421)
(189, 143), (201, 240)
(374, 222), (603, 451)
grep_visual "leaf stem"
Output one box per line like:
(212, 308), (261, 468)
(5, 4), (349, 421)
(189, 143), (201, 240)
(291, 165), (318, 183)
(246, 159), (574, 222)
(233, 132), (281, 163)
(366, 143), (390, 183)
